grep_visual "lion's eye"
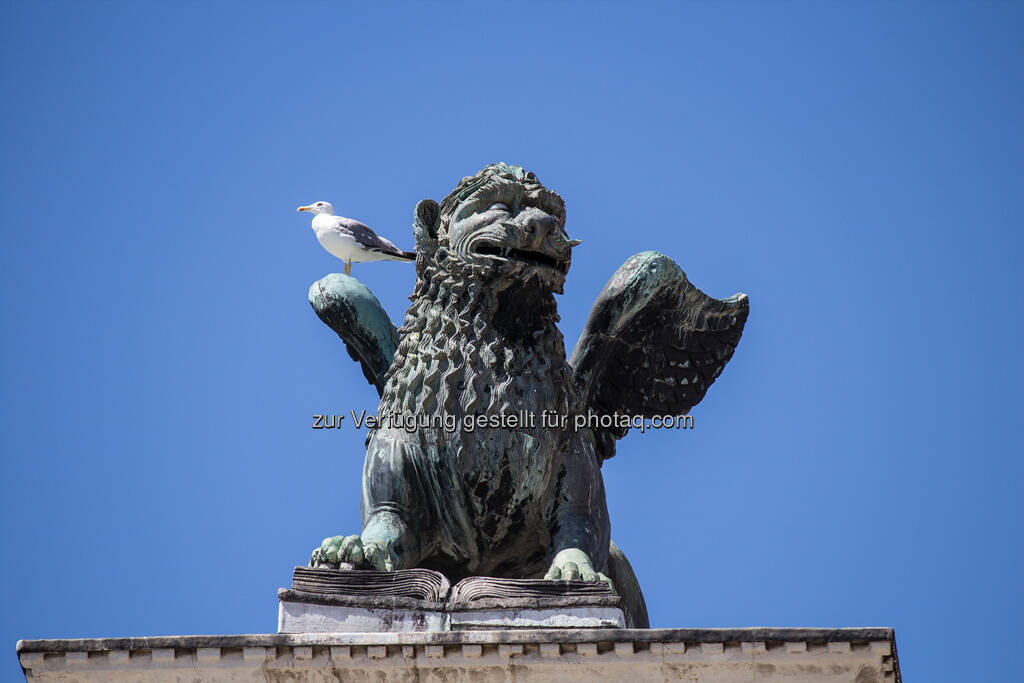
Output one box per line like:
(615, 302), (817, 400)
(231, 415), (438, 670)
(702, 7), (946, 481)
(487, 202), (509, 212)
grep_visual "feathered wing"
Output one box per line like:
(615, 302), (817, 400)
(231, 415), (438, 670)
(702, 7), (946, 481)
(569, 251), (749, 461)
(341, 218), (416, 260)
(309, 273), (400, 396)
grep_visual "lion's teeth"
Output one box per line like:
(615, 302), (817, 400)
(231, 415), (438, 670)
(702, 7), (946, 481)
(502, 248), (511, 257)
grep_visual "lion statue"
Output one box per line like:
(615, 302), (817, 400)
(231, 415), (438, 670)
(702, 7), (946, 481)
(307, 163), (749, 628)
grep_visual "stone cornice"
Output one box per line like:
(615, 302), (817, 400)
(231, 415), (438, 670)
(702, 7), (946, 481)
(18, 627), (896, 653)
(18, 628), (901, 683)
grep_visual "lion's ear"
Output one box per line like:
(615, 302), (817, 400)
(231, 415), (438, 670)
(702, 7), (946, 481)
(413, 199), (440, 251)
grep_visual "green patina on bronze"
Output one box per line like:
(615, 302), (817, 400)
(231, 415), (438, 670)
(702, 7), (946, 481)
(307, 163), (750, 628)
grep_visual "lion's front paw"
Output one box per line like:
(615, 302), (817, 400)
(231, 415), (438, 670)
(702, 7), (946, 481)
(544, 548), (615, 592)
(309, 534), (396, 571)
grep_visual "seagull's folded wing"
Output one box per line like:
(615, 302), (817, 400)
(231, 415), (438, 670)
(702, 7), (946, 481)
(340, 218), (412, 258)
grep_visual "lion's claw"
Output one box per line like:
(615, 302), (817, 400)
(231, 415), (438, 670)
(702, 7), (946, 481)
(363, 541), (395, 571)
(544, 548), (615, 593)
(310, 534), (395, 571)
(333, 535), (359, 565)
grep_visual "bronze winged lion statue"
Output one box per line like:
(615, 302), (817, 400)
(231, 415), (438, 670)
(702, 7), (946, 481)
(306, 163), (749, 628)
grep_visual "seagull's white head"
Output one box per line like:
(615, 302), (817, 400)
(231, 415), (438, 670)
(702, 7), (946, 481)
(297, 201), (335, 216)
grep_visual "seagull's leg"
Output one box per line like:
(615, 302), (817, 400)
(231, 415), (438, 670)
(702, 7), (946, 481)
(344, 259), (352, 276)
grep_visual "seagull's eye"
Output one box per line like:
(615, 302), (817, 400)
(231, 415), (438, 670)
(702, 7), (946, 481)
(487, 202), (509, 212)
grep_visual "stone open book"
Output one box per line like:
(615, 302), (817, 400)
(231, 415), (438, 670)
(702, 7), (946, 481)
(278, 566), (625, 633)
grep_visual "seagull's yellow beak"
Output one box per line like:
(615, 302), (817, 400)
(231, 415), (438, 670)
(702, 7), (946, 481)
(297, 205), (312, 213)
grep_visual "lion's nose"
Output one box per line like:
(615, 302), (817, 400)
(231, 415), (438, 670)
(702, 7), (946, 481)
(518, 207), (560, 248)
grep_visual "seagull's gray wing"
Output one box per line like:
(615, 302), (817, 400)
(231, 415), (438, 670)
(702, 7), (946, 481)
(337, 218), (414, 259)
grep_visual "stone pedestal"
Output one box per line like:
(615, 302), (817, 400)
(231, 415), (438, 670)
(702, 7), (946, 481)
(277, 567), (628, 633)
(277, 588), (626, 633)
(18, 628), (901, 682)
(18, 569), (900, 681)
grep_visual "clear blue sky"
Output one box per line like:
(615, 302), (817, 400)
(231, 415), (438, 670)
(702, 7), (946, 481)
(1, 2), (1021, 680)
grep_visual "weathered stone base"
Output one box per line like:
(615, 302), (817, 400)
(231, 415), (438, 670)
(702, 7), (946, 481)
(449, 606), (625, 630)
(279, 600), (448, 633)
(278, 599), (625, 633)
(18, 628), (900, 682)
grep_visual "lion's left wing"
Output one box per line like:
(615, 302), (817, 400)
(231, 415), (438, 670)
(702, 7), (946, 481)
(569, 251), (749, 461)
(309, 273), (400, 396)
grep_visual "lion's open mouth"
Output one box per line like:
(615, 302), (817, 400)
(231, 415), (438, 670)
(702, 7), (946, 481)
(475, 244), (569, 274)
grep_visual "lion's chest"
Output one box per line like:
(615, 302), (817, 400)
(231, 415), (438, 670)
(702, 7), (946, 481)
(382, 327), (578, 530)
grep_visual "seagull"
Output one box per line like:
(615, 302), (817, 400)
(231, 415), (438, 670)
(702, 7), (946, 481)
(298, 201), (415, 275)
